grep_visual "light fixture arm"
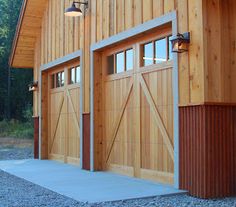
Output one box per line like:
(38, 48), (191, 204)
(73, 1), (89, 10)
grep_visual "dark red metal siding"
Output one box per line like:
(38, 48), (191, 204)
(83, 113), (90, 170)
(33, 116), (39, 159)
(233, 108), (236, 194)
(179, 105), (236, 198)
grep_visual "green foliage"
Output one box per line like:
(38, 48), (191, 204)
(22, 105), (33, 124)
(0, 119), (33, 139)
(0, 103), (34, 139)
(0, 0), (33, 121)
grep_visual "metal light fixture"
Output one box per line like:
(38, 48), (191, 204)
(64, 1), (88, 17)
(170, 32), (190, 53)
(29, 81), (38, 92)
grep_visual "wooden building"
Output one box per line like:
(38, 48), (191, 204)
(9, 0), (236, 198)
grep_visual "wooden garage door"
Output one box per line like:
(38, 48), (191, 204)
(101, 30), (174, 184)
(48, 61), (81, 165)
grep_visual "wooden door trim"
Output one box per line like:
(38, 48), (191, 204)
(40, 50), (82, 72)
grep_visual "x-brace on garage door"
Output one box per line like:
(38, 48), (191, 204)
(48, 61), (81, 165)
(94, 27), (175, 185)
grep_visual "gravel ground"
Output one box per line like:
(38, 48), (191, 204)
(0, 138), (33, 160)
(0, 138), (236, 207)
(0, 171), (235, 207)
(0, 146), (33, 160)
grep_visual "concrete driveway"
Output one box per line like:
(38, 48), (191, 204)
(0, 159), (186, 203)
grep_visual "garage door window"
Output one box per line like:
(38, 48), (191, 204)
(69, 66), (80, 84)
(51, 71), (64, 88)
(116, 52), (125, 73)
(143, 42), (154, 66)
(126, 49), (133, 71)
(107, 48), (134, 75)
(141, 36), (172, 67)
(155, 38), (167, 63)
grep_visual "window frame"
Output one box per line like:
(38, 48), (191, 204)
(140, 35), (173, 68)
(68, 65), (81, 85)
(105, 45), (135, 76)
(115, 51), (125, 74)
(51, 70), (65, 89)
(125, 48), (134, 71)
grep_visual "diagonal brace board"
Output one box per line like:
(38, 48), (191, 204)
(66, 89), (80, 135)
(139, 74), (174, 161)
(50, 94), (65, 153)
(106, 79), (134, 163)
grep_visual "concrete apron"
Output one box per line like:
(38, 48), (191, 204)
(0, 159), (186, 203)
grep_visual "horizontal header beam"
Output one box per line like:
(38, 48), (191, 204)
(91, 11), (177, 51)
(40, 50), (82, 71)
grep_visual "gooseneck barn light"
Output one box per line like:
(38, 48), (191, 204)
(65, 1), (88, 17)
(170, 32), (190, 53)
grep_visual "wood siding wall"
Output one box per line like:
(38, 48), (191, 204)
(34, 0), (236, 116)
(203, 0), (236, 103)
(30, 0), (236, 197)
(179, 104), (236, 198)
(34, 0), (211, 117)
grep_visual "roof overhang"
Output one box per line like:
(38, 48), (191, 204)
(9, 0), (47, 68)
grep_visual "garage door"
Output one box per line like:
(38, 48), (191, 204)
(48, 61), (81, 165)
(101, 30), (174, 184)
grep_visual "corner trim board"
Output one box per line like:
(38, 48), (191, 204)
(172, 17), (179, 189)
(80, 51), (84, 169)
(90, 11), (179, 188)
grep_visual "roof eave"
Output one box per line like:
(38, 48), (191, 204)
(9, 0), (28, 68)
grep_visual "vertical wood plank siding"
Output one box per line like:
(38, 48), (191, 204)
(34, 0), (236, 116)
(29, 0), (236, 198)
(179, 104), (236, 198)
(37, 0), (208, 108)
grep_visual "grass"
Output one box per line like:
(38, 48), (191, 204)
(0, 120), (34, 139)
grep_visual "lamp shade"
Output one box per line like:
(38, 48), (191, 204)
(65, 3), (83, 17)
(28, 81), (38, 92)
(170, 32), (190, 53)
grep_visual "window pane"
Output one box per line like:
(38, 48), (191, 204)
(168, 36), (173, 60)
(71, 68), (75, 84)
(56, 73), (60, 87)
(155, 38), (167, 63)
(61, 72), (64, 87)
(116, 52), (125, 73)
(143, 42), (154, 66)
(76, 66), (81, 83)
(126, 49), (133, 71)
(107, 55), (114, 75)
